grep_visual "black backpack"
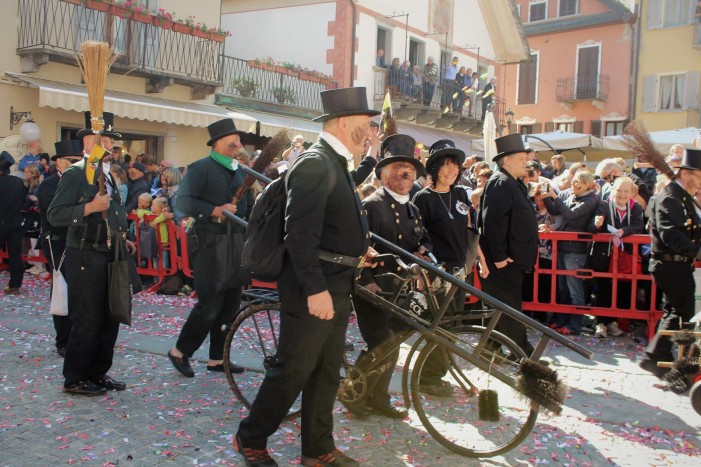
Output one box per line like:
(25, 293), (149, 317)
(242, 152), (336, 282)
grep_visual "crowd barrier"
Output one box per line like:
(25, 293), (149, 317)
(0, 221), (688, 338)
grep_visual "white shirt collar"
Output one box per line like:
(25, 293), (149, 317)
(321, 131), (355, 171)
(384, 186), (410, 204)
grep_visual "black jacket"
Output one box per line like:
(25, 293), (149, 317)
(544, 189), (599, 254)
(649, 181), (701, 272)
(36, 172), (68, 238)
(281, 138), (369, 296)
(125, 176), (149, 213)
(0, 174), (26, 230)
(477, 168), (538, 270)
(351, 156), (377, 186)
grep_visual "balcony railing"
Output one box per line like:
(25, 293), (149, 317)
(17, 0), (223, 86)
(219, 56), (338, 112)
(371, 66), (507, 125)
(556, 75), (609, 102)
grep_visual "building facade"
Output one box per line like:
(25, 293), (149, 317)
(501, 0), (635, 137)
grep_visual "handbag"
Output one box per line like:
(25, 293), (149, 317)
(21, 207), (41, 238)
(138, 222), (158, 259)
(48, 239), (68, 317)
(108, 238), (133, 326)
(214, 222), (249, 293)
(609, 248), (643, 275)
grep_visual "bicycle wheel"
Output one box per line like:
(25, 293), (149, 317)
(410, 326), (538, 457)
(223, 302), (301, 421)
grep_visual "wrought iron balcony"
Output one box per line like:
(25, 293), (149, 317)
(556, 75), (610, 102)
(17, 0), (223, 92)
(218, 56), (337, 115)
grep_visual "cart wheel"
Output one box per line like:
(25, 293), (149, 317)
(223, 302), (301, 421)
(690, 380), (701, 416)
(410, 326), (538, 457)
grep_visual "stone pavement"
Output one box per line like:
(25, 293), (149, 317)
(0, 270), (700, 466)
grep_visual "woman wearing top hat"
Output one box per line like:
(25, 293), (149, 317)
(639, 148), (701, 380)
(412, 140), (489, 396)
(0, 151), (26, 295)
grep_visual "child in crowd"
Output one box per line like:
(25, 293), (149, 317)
(136, 193), (153, 218)
(149, 198), (172, 269)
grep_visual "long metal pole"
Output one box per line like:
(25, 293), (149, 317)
(404, 14), (408, 63)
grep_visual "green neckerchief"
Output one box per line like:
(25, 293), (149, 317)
(209, 150), (237, 171)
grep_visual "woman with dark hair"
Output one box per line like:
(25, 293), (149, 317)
(412, 140), (488, 397)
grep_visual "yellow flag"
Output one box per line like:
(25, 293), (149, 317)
(380, 90), (393, 134)
(85, 143), (104, 184)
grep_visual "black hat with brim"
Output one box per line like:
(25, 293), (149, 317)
(207, 118), (243, 146)
(494, 134), (530, 161)
(52, 140), (83, 160)
(0, 151), (15, 173)
(375, 134), (425, 178)
(76, 111), (122, 139)
(313, 87), (381, 122)
(680, 148), (701, 171)
(425, 139), (466, 173)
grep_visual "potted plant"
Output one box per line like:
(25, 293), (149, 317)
(272, 87), (296, 105)
(112, 1), (133, 19)
(86, 0), (110, 12)
(192, 22), (209, 39)
(247, 57), (274, 71)
(173, 15), (195, 34)
(152, 8), (175, 29)
(231, 78), (258, 98)
(209, 27), (230, 43)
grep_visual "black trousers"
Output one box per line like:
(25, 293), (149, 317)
(646, 269), (696, 361)
(0, 224), (23, 289)
(63, 247), (120, 386)
(480, 264), (533, 356)
(237, 282), (352, 457)
(176, 231), (242, 360)
(42, 237), (71, 349)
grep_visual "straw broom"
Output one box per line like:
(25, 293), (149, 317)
(621, 120), (675, 179)
(75, 41), (119, 188)
(233, 128), (292, 204)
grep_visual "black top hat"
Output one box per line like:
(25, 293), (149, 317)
(374, 134), (425, 178)
(494, 134), (529, 161)
(680, 149), (701, 171)
(313, 87), (381, 122)
(425, 139), (466, 173)
(52, 140), (83, 161)
(0, 151), (15, 173)
(76, 111), (122, 139)
(207, 118), (242, 146)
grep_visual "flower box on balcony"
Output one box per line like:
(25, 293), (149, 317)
(273, 65), (298, 77)
(192, 29), (209, 39)
(111, 6), (132, 19)
(132, 11), (152, 24)
(299, 71), (321, 83)
(86, 0), (110, 12)
(173, 22), (192, 34)
(153, 17), (175, 30)
(209, 32), (226, 43)
(62, 0), (82, 5)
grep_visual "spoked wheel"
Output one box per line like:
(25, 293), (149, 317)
(410, 326), (538, 457)
(223, 302), (301, 421)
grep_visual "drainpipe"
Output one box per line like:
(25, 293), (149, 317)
(629, 2), (641, 120)
(350, 0), (357, 86)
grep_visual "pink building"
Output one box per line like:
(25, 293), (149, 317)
(501, 0), (635, 137)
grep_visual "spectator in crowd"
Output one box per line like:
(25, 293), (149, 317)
(388, 57), (402, 96)
(111, 146), (123, 165)
(109, 164), (128, 206)
(0, 152), (25, 295)
(441, 57), (459, 111)
(38, 153), (51, 177)
(453, 66), (468, 114)
(358, 183), (376, 200)
(481, 77), (496, 121)
(282, 135), (306, 167)
(591, 176), (644, 337)
(18, 140), (44, 171)
(541, 170), (599, 335)
(22, 164), (45, 275)
(596, 159), (624, 201)
(125, 162), (150, 212)
(400, 60), (412, 96)
(151, 159), (174, 193)
(160, 167), (184, 219)
(478, 134), (538, 356)
(149, 198), (172, 270)
(476, 168), (493, 188)
(551, 154), (566, 178)
(409, 65), (422, 100)
(140, 154), (159, 186)
(422, 57), (439, 106)
(136, 192), (153, 219)
(555, 161), (587, 191)
(632, 156), (658, 198)
(376, 48), (386, 68)
(469, 71), (480, 117)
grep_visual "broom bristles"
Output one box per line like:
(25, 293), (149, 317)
(76, 41), (119, 134)
(622, 120), (674, 179)
(233, 128), (291, 203)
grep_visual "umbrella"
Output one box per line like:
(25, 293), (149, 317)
(483, 109), (497, 164)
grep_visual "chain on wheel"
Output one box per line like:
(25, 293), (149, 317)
(338, 365), (367, 404)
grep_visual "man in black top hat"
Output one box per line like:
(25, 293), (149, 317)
(477, 134), (538, 357)
(48, 119), (132, 396)
(343, 134), (430, 420)
(37, 141), (83, 357)
(0, 151), (26, 295)
(167, 118), (252, 378)
(235, 87), (378, 467)
(639, 149), (701, 379)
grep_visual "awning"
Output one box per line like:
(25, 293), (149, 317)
(234, 109), (321, 143)
(369, 119), (478, 153)
(5, 72), (258, 131)
(477, 0), (530, 62)
(471, 131), (600, 152)
(602, 127), (700, 154)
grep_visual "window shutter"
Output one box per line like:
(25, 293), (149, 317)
(590, 120), (601, 138)
(533, 122), (542, 133)
(545, 122), (555, 132)
(642, 75), (657, 112)
(621, 119), (630, 134)
(684, 71), (700, 110)
(647, 0), (662, 29)
(573, 121), (584, 133)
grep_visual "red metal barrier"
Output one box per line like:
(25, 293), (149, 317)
(127, 213), (180, 292)
(179, 219), (193, 279)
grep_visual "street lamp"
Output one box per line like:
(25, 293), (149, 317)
(505, 108), (515, 134)
(386, 11), (409, 63)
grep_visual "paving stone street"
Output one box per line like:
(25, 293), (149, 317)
(1, 271), (700, 466)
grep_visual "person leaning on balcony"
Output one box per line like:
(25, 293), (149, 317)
(422, 56), (438, 106)
(639, 149), (701, 380)
(166, 118), (253, 379)
(375, 48), (386, 68)
(481, 77), (496, 121)
(441, 57), (459, 110)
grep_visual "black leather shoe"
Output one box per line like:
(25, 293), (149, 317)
(95, 375), (126, 391)
(368, 402), (408, 419)
(207, 362), (244, 374)
(639, 358), (670, 379)
(64, 381), (107, 396)
(168, 350), (194, 377)
(56, 347), (66, 358)
(339, 399), (371, 418)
